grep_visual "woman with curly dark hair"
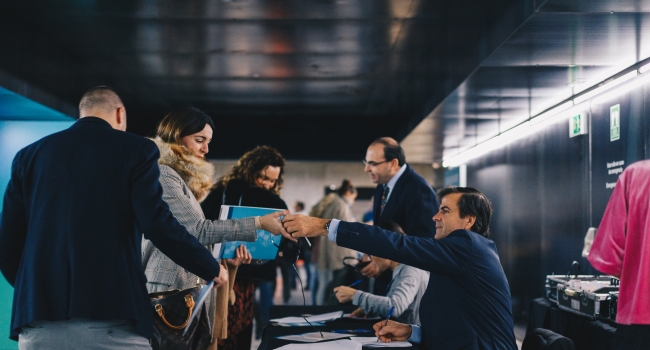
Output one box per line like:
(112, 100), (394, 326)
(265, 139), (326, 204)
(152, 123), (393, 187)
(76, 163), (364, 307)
(201, 145), (288, 349)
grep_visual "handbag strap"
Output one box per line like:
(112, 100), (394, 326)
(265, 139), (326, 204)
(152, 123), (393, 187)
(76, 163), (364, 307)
(222, 184), (244, 206)
(154, 294), (195, 330)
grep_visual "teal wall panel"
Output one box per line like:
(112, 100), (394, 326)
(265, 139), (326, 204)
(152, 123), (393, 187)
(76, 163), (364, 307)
(0, 120), (73, 349)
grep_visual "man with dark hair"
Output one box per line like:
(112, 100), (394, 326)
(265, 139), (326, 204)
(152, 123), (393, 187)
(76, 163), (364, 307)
(0, 86), (291, 349)
(361, 137), (439, 293)
(282, 186), (517, 350)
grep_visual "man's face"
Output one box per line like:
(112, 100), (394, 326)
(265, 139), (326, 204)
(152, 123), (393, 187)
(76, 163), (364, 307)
(255, 165), (281, 191)
(432, 193), (474, 240)
(364, 143), (396, 184)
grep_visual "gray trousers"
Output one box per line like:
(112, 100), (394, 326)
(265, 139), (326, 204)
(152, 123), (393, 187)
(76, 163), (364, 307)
(18, 318), (151, 350)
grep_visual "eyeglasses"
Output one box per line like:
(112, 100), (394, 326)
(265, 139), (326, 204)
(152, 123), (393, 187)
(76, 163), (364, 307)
(363, 159), (389, 167)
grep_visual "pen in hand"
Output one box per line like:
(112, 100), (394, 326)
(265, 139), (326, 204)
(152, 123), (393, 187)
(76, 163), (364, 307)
(330, 279), (363, 297)
(377, 306), (394, 342)
(346, 279), (363, 288)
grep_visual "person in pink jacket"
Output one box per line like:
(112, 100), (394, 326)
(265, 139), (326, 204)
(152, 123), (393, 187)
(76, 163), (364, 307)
(588, 160), (650, 350)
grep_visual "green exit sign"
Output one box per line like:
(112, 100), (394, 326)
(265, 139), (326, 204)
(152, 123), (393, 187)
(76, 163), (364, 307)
(610, 104), (620, 141)
(569, 113), (586, 138)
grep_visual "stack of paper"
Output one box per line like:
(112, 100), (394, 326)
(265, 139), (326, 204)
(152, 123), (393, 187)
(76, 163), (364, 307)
(270, 311), (344, 327)
(342, 313), (382, 321)
(349, 336), (412, 347)
(274, 339), (362, 350)
(276, 332), (352, 342)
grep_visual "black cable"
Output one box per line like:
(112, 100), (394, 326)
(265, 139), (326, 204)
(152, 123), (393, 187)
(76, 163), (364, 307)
(293, 262), (324, 338)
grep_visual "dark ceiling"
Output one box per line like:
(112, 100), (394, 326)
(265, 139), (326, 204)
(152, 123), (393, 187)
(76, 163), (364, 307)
(0, 0), (520, 160)
(2, 0), (648, 162)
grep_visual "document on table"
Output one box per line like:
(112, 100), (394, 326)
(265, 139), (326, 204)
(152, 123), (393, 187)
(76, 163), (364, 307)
(342, 313), (382, 321)
(273, 339), (362, 350)
(270, 310), (344, 326)
(349, 336), (412, 347)
(276, 332), (351, 342)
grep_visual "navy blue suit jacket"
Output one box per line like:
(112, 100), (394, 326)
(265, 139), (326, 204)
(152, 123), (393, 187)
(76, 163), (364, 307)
(336, 222), (517, 350)
(372, 165), (438, 238)
(0, 117), (222, 340)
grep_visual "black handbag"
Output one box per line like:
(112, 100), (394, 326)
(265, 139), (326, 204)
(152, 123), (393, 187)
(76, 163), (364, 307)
(149, 286), (212, 350)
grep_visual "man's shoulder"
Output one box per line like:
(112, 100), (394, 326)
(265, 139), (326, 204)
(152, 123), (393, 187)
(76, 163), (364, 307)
(453, 230), (500, 256)
(394, 165), (434, 195)
(402, 165), (429, 185)
(623, 160), (650, 178)
(399, 263), (429, 277)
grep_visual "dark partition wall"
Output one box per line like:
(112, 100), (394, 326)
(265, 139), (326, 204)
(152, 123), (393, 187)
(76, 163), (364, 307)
(461, 84), (649, 322)
(590, 91), (647, 226)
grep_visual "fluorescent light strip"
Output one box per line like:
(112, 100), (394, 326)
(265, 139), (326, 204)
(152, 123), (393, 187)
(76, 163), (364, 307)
(591, 73), (650, 105)
(443, 65), (649, 168)
(530, 100), (574, 125)
(573, 71), (638, 104)
(640, 62), (650, 74)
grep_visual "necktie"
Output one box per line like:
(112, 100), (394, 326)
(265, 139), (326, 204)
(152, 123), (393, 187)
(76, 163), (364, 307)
(380, 185), (390, 216)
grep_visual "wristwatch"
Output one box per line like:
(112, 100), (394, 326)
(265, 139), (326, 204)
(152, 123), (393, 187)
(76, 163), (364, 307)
(325, 219), (332, 232)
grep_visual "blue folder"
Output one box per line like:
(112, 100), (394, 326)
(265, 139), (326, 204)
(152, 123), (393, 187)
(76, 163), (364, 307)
(217, 205), (283, 260)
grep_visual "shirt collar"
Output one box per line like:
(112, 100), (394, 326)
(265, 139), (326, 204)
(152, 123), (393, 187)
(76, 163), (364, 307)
(386, 164), (407, 190)
(73, 116), (112, 128)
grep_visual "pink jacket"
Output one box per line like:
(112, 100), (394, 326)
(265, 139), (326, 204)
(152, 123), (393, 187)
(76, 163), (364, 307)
(588, 160), (650, 325)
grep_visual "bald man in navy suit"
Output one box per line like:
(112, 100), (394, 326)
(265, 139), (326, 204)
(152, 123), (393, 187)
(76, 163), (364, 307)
(360, 137), (439, 293)
(0, 87), (294, 349)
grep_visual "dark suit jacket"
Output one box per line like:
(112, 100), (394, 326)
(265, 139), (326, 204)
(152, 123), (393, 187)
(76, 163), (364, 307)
(0, 117), (222, 340)
(336, 222), (517, 350)
(371, 165), (439, 295)
(373, 165), (438, 238)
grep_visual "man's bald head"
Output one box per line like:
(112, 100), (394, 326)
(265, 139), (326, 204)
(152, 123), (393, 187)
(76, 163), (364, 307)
(79, 86), (127, 131)
(370, 137), (406, 166)
(79, 86), (123, 114)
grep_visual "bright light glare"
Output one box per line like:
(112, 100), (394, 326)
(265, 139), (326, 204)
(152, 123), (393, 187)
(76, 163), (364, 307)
(443, 60), (650, 168)
(574, 71), (638, 104)
(530, 100), (574, 125)
(591, 74), (650, 105)
(640, 63), (650, 74)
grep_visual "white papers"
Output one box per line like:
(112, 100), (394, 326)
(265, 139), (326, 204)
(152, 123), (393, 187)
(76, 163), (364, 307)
(273, 339), (362, 350)
(342, 313), (382, 321)
(276, 332), (351, 342)
(270, 311), (344, 326)
(349, 336), (412, 348)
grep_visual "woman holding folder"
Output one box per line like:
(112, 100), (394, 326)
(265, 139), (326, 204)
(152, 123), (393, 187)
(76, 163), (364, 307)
(141, 107), (288, 350)
(201, 145), (289, 350)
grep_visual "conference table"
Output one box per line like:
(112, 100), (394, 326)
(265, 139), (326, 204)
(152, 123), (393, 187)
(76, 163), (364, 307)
(258, 305), (423, 350)
(527, 298), (617, 350)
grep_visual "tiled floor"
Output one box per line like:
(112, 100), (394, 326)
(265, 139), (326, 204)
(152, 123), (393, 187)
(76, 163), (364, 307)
(249, 265), (526, 350)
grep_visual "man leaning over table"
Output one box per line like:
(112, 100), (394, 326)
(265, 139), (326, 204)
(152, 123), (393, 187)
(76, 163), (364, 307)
(282, 186), (517, 350)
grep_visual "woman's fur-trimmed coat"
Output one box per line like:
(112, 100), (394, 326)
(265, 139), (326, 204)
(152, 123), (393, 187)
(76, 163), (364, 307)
(141, 137), (258, 343)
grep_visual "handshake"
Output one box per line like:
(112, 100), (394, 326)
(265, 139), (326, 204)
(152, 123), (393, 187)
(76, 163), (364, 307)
(257, 211), (326, 242)
(212, 212), (324, 288)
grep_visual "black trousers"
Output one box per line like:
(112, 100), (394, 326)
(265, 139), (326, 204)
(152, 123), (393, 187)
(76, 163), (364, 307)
(611, 324), (650, 350)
